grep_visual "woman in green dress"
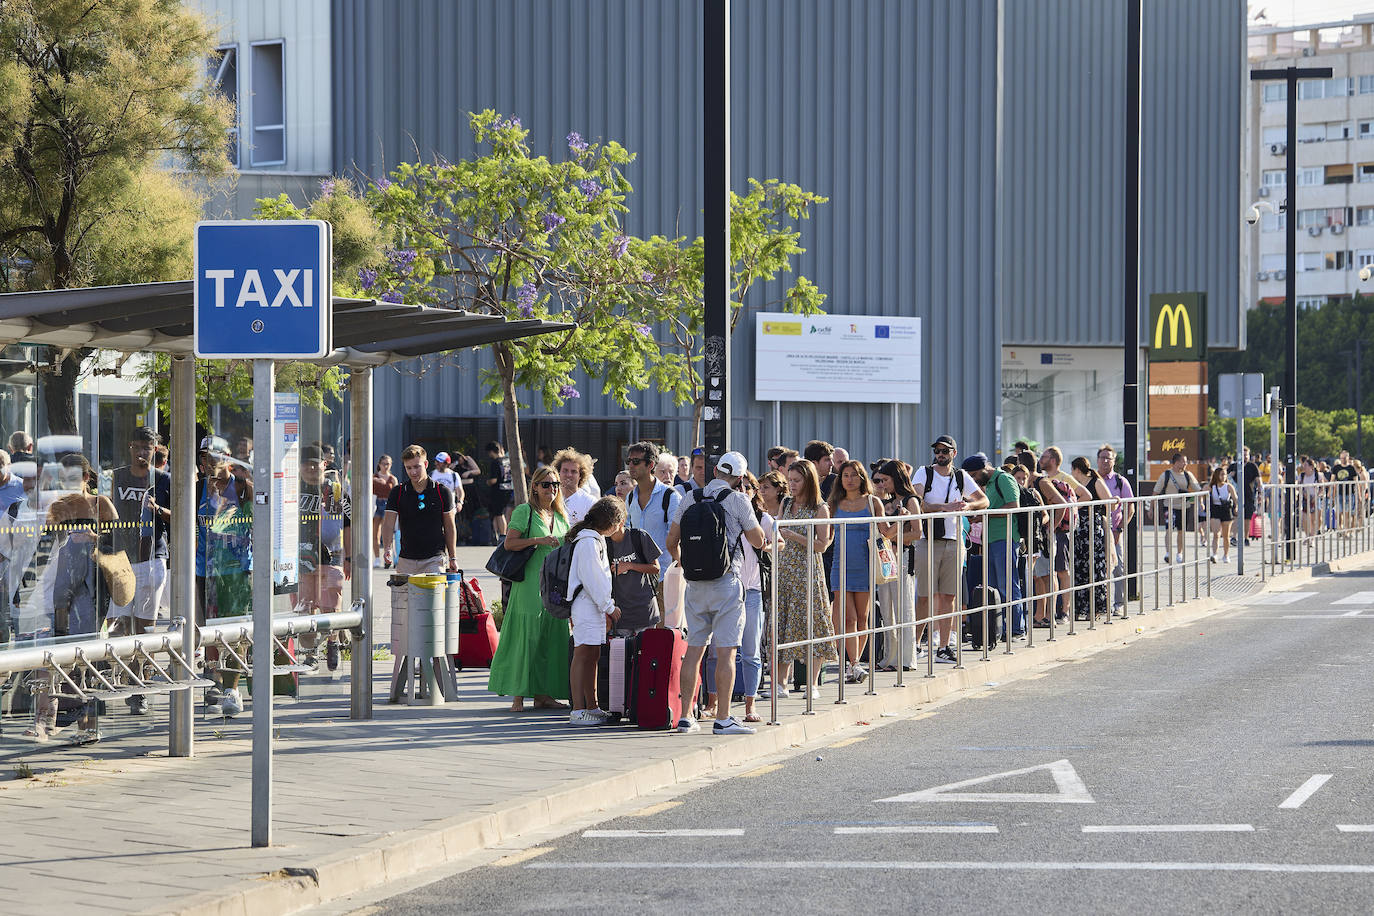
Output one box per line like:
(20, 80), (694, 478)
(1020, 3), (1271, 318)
(487, 465), (572, 711)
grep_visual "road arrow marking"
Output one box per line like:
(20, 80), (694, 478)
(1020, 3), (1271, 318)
(876, 759), (1094, 805)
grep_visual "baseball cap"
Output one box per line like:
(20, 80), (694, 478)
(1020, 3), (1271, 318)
(435, 451), (451, 464)
(931, 435), (957, 451)
(301, 445), (323, 462)
(716, 451), (748, 477)
(961, 454), (990, 472)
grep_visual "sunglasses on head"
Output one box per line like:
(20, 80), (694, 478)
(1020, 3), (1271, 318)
(691, 447), (705, 456)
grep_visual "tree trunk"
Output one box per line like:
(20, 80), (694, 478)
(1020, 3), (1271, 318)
(495, 342), (528, 506)
(42, 348), (86, 435)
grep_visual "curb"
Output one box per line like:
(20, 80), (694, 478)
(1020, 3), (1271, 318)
(156, 556), (1370, 916)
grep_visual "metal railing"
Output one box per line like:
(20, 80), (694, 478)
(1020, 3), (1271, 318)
(765, 478), (1372, 725)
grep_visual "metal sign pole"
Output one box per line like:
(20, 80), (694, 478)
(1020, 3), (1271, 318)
(169, 356), (196, 756)
(1236, 413), (1245, 576)
(251, 358), (276, 848)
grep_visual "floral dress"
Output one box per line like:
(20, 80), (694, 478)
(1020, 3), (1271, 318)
(775, 500), (838, 667)
(1073, 473), (1109, 619)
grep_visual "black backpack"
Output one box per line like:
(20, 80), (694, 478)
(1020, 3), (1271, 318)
(1017, 483), (1048, 556)
(678, 489), (734, 581)
(539, 538), (586, 619)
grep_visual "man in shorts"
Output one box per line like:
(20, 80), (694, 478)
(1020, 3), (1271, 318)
(665, 451), (765, 735)
(912, 436), (987, 661)
(106, 427), (173, 715)
(485, 440), (515, 536)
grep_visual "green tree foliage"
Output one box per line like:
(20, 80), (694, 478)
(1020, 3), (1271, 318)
(0, 0), (232, 432)
(1207, 404), (1374, 461)
(363, 113), (695, 500)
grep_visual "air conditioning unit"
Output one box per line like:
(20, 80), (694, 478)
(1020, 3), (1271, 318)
(1309, 225), (1324, 236)
(1302, 47), (1316, 57)
(1258, 186), (1271, 198)
(1270, 142), (1287, 155)
(1257, 271), (1270, 281)
(1332, 223), (1346, 235)
(1275, 269), (1288, 280)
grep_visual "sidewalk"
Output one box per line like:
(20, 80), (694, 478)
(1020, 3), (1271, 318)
(0, 553), (1341, 916)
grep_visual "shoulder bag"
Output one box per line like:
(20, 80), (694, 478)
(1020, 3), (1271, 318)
(485, 503), (537, 582)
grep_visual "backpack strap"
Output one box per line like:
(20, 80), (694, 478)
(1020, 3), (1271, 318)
(661, 487), (673, 524)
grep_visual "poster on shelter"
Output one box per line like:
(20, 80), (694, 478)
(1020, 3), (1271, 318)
(272, 393), (300, 596)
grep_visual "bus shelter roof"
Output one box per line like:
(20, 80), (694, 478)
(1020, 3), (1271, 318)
(0, 281), (572, 365)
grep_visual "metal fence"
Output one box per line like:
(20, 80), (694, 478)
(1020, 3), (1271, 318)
(765, 477), (1372, 725)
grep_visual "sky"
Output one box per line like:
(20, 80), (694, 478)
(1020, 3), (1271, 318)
(1252, 1), (1374, 26)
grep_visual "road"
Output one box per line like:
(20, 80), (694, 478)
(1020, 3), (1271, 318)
(341, 568), (1374, 915)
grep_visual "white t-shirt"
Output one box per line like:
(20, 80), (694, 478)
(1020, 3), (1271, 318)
(563, 487), (597, 525)
(911, 466), (983, 540)
(430, 469), (462, 501)
(739, 512), (775, 591)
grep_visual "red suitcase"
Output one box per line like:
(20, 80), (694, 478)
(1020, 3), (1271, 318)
(456, 575), (500, 668)
(636, 626), (686, 730)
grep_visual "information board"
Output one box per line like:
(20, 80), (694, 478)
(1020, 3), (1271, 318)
(272, 393), (300, 596)
(754, 313), (921, 403)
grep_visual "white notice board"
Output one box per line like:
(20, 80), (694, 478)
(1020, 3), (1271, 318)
(754, 312), (921, 403)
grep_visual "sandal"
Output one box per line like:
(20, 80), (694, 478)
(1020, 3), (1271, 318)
(743, 713), (762, 723)
(877, 664), (898, 673)
(533, 700), (570, 710)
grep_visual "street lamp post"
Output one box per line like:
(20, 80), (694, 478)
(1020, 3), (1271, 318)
(1249, 64), (1332, 496)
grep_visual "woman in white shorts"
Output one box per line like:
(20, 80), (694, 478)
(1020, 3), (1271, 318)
(567, 497), (626, 725)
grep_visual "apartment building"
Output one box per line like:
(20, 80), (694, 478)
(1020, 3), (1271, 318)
(1248, 15), (1374, 309)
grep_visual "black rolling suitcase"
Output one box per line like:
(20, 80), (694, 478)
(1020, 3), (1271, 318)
(963, 584), (1003, 649)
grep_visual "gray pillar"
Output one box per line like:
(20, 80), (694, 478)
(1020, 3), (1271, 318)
(349, 367), (373, 720)
(169, 356), (196, 757)
(251, 359), (276, 848)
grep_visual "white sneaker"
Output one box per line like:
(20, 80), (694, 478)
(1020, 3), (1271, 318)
(218, 688), (243, 718)
(713, 716), (756, 735)
(1176, 552), (1185, 563)
(677, 716), (700, 734)
(586, 708), (614, 722)
(810, 686), (821, 700)
(569, 709), (598, 726)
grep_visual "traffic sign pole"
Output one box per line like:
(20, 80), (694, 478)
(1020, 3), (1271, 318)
(251, 358), (275, 848)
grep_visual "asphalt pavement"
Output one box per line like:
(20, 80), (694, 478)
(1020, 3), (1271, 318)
(349, 568), (1374, 915)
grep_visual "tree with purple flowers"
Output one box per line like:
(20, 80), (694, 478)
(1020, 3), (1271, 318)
(362, 111), (692, 501)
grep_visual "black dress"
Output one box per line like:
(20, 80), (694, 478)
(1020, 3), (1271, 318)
(1073, 473), (1109, 620)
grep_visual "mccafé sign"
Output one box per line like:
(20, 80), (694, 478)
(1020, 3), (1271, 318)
(1148, 292), (1207, 361)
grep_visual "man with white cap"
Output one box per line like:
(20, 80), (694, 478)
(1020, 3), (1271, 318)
(430, 450), (464, 512)
(665, 451), (765, 735)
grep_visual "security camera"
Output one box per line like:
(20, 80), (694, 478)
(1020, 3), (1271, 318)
(1361, 265), (1372, 283)
(1247, 200), (1278, 226)
(1246, 206), (1261, 226)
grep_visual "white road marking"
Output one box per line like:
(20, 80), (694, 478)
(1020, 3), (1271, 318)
(530, 860), (1374, 874)
(1332, 591), (1374, 605)
(1279, 774), (1333, 809)
(877, 759), (1094, 805)
(582, 829), (745, 838)
(1341, 609), (1365, 617)
(1246, 592), (1316, 606)
(1337, 825), (1374, 833)
(834, 825), (999, 834)
(1273, 614), (1374, 619)
(1082, 824), (1253, 834)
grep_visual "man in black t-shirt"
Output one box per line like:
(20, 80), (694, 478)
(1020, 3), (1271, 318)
(1332, 449), (1357, 532)
(485, 440), (514, 537)
(380, 444), (458, 576)
(107, 427), (173, 636)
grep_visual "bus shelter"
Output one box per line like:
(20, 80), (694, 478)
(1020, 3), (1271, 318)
(0, 281), (570, 757)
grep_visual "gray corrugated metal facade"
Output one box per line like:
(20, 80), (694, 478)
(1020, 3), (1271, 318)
(330, 0), (1241, 479)
(999, 0), (1243, 349)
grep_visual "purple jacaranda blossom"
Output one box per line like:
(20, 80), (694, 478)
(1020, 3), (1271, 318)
(543, 212), (566, 232)
(375, 176), (392, 190)
(357, 267), (377, 291)
(610, 235), (630, 259)
(640, 271), (656, 283)
(567, 131), (589, 153)
(516, 282), (537, 317)
(380, 290), (404, 304)
(578, 179), (602, 201)
(499, 116), (522, 130)
(635, 324), (652, 338)
(319, 178), (336, 196)
(388, 249), (418, 273)
(559, 384), (580, 400)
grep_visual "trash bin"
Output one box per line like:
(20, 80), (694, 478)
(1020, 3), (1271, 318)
(444, 572), (464, 657)
(388, 573), (409, 654)
(407, 574), (447, 661)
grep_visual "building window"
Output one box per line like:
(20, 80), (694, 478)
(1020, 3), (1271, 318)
(1298, 296), (1326, 309)
(1262, 169), (1286, 187)
(1327, 121), (1353, 141)
(1297, 123), (1325, 143)
(1264, 83), (1287, 102)
(1299, 80), (1325, 100)
(1262, 126), (1286, 145)
(1360, 164), (1374, 183)
(1328, 77), (1354, 97)
(1362, 121), (1374, 139)
(1358, 249), (1374, 268)
(1326, 163), (1354, 184)
(1297, 252), (1324, 272)
(207, 46), (238, 167)
(1326, 250), (1354, 271)
(1261, 253), (1286, 271)
(249, 40), (285, 167)
(1262, 211), (1286, 232)
(1363, 75), (1374, 94)
(1296, 209), (1324, 229)
(1298, 167), (1322, 186)
(1359, 207), (1374, 226)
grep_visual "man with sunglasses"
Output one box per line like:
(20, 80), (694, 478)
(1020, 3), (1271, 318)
(912, 435), (987, 663)
(623, 441), (680, 577)
(380, 444), (459, 576)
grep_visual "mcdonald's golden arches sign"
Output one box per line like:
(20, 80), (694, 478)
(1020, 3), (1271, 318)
(1148, 292), (1207, 361)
